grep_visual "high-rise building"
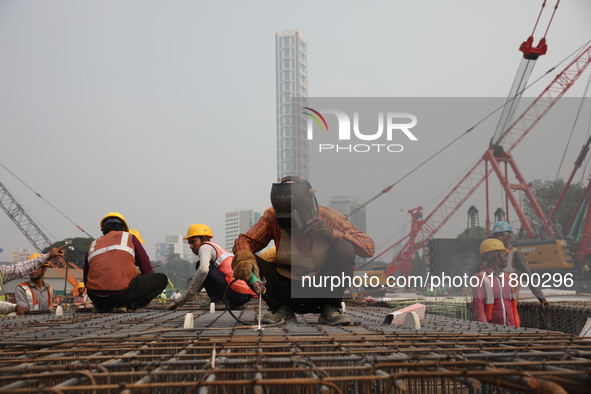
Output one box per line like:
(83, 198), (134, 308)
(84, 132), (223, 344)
(329, 195), (367, 234)
(155, 236), (197, 264)
(225, 210), (261, 250)
(276, 30), (308, 180)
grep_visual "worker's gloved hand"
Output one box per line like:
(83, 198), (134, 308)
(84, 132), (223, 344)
(232, 250), (259, 282)
(15, 305), (29, 315)
(540, 299), (550, 308)
(305, 217), (333, 239)
(167, 292), (196, 310)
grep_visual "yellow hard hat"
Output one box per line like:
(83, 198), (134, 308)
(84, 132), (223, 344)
(129, 229), (146, 244)
(100, 212), (129, 232)
(77, 282), (86, 288)
(28, 253), (41, 260)
(480, 238), (509, 255)
(184, 224), (213, 240)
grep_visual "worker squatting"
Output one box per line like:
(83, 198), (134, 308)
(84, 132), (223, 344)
(302, 271), (574, 292)
(318, 144), (404, 152)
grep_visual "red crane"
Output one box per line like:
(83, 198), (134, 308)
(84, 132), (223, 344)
(385, 43), (591, 277)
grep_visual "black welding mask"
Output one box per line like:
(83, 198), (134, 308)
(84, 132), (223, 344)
(270, 176), (319, 235)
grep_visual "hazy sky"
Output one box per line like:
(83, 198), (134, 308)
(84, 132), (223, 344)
(1, 0), (590, 262)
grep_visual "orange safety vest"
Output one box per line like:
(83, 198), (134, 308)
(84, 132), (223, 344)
(203, 242), (256, 296)
(87, 231), (137, 292)
(17, 282), (54, 310)
(477, 271), (520, 327)
(74, 294), (90, 308)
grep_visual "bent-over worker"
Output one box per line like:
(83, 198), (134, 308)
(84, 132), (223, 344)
(168, 224), (255, 310)
(232, 176), (375, 326)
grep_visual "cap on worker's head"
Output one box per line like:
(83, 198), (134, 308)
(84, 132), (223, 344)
(28, 253), (41, 260)
(77, 282), (86, 289)
(184, 224), (213, 240)
(129, 229), (145, 244)
(480, 238), (510, 255)
(491, 221), (513, 234)
(100, 212), (129, 232)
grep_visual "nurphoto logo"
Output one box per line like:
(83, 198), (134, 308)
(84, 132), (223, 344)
(303, 107), (418, 153)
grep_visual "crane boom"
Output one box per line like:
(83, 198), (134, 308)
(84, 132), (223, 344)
(0, 180), (80, 288)
(386, 44), (591, 277)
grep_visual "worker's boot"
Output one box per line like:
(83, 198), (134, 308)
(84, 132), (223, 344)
(262, 305), (297, 324)
(114, 306), (128, 313)
(318, 304), (351, 326)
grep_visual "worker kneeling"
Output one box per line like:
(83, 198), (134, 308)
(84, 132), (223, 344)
(169, 224), (256, 310)
(472, 238), (520, 327)
(84, 212), (168, 313)
(232, 176), (375, 325)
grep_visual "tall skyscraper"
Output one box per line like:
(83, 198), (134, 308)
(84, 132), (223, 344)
(225, 210), (261, 250)
(276, 30), (308, 180)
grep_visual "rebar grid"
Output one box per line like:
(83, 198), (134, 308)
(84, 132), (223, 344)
(519, 301), (591, 335)
(1, 305), (591, 393)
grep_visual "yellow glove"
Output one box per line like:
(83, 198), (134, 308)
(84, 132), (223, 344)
(232, 250), (259, 282)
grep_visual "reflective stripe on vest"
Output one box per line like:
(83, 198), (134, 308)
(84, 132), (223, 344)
(18, 283), (53, 310)
(478, 271), (518, 326)
(203, 242), (256, 296)
(88, 232), (135, 260)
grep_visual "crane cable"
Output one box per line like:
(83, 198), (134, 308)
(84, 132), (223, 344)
(531, 0), (560, 41)
(0, 162), (94, 239)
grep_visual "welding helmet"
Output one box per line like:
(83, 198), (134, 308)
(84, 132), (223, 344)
(480, 238), (509, 255)
(491, 221), (513, 234)
(184, 224), (213, 240)
(100, 212), (129, 232)
(270, 176), (319, 235)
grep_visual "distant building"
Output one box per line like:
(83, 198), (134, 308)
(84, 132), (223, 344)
(155, 236), (197, 264)
(225, 210), (261, 250)
(329, 195), (367, 234)
(276, 29), (308, 180)
(11, 249), (35, 263)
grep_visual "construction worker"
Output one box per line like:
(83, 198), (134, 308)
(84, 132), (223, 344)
(84, 212), (168, 313)
(491, 221), (550, 307)
(170, 289), (182, 300)
(232, 176), (375, 325)
(74, 282), (91, 309)
(157, 291), (167, 303)
(0, 246), (66, 315)
(168, 224), (255, 310)
(472, 238), (520, 327)
(15, 254), (54, 311)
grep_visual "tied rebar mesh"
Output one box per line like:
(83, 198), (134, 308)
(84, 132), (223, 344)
(1, 305), (591, 393)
